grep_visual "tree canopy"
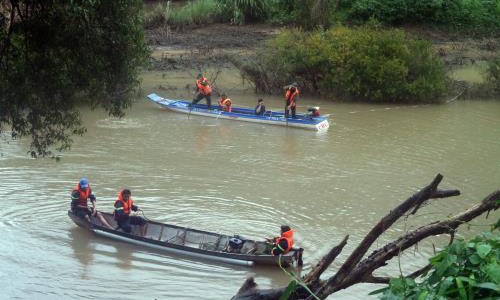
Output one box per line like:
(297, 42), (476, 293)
(0, 0), (149, 157)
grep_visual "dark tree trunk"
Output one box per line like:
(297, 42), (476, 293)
(232, 174), (499, 300)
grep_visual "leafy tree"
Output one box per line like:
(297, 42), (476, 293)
(0, 0), (149, 157)
(239, 25), (447, 103)
(347, 0), (500, 31)
(373, 229), (500, 299)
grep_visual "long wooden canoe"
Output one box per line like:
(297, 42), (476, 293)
(68, 211), (303, 267)
(147, 93), (330, 131)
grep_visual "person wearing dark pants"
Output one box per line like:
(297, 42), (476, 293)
(191, 73), (213, 109)
(266, 225), (295, 256)
(113, 189), (146, 234)
(71, 177), (113, 229)
(284, 82), (299, 118)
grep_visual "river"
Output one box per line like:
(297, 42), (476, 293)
(0, 69), (499, 299)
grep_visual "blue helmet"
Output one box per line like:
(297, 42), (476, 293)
(79, 178), (89, 188)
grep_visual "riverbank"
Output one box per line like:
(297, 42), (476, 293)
(146, 24), (278, 71)
(145, 23), (499, 103)
(146, 24), (498, 71)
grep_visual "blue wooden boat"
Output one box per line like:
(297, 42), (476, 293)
(147, 93), (330, 131)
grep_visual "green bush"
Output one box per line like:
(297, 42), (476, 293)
(373, 231), (500, 299)
(267, 0), (337, 28)
(485, 56), (500, 97)
(348, 0), (500, 32)
(243, 25), (447, 103)
(144, 0), (220, 28)
(169, 0), (219, 26)
(143, 2), (168, 29)
(216, 0), (270, 24)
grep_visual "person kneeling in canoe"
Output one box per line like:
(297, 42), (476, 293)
(113, 189), (146, 234)
(219, 93), (232, 112)
(267, 225), (294, 256)
(70, 178), (113, 229)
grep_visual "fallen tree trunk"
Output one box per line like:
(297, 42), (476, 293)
(232, 174), (499, 300)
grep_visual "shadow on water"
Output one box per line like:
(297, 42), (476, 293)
(69, 228), (94, 279)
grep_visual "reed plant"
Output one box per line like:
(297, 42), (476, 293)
(216, 0), (270, 24)
(169, 0), (219, 26)
(144, 0), (220, 28)
(143, 2), (168, 28)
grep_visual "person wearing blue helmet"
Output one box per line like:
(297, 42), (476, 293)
(70, 178), (112, 229)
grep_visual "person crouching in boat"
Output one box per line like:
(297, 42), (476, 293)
(255, 98), (266, 115)
(70, 178), (113, 229)
(219, 93), (232, 112)
(267, 225), (294, 256)
(113, 189), (146, 234)
(191, 73), (212, 109)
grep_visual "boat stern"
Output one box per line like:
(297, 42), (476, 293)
(315, 119), (330, 131)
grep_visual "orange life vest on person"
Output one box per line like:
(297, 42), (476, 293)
(73, 184), (91, 208)
(219, 97), (232, 112)
(274, 229), (294, 254)
(196, 77), (212, 95)
(285, 88), (299, 106)
(114, 190), (134, 215)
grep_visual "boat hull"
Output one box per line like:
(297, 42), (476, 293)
(68, 211), (301, 267)
(147, 93), (330, 131)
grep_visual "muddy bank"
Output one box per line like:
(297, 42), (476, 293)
(146, 24), (278, 71)
(146, 24), (498, 71)
(145, 23), (499, 106)
(402, 25), (499, 67)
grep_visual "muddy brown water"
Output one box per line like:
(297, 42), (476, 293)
(1, 68), (499, 299)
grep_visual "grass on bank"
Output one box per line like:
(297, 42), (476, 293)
(144, 0), (219, 28)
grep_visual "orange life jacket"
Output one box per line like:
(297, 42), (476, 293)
(285, 88), (299, 106)
(274, 229), (294, 254)
(196, 77), (212, 95)
(114, 190), (134, 215)
(219, 98), (232, 112)
(73, 184), (91, 208)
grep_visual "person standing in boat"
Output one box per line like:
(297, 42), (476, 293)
(255, 98), (266, 115)
(284, 82), (299, 118)
(113, 189), (146, 234)
(191, 73), (213, 109)
(267, 225), (294, 256)
(70, 178), (113, 229)
(219, 93), (232, 112)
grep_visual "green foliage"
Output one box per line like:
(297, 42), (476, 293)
(144, 0), (220, 28)
(145, 0), (222, 28)
(486, 56), (500, 96)
(279, 280), (298, 300)
(243, 25), (447, 103)
(347, 0), (500, 32)
(267, 0), (337, 28)
(0, 0), (149, 157)
(216, 0), (270, 24)
(170, 0), (219, 26)
(373, 231), (500, 299)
